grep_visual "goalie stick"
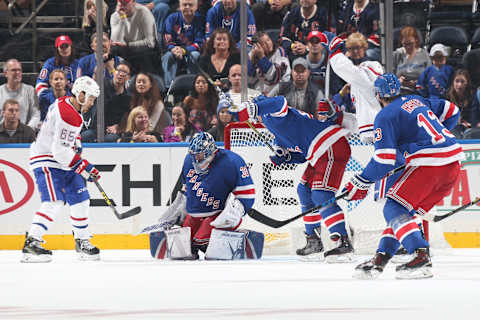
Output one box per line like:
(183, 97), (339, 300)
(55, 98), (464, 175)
(432, 197), (480, 222)
(93, 179), (141, 220)
(187, 51), (277, 154)
(247, 164), (406, 228)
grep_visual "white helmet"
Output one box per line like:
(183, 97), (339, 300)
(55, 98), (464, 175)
(359, 60), (384, 83)
(72, 76), (100, 105)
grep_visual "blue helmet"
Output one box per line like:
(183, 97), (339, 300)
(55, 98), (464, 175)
(188, 132), (218, 175)
(374, 73), (401, 98)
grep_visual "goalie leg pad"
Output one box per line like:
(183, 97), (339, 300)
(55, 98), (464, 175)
(165, 227), (193, 259)
(149, 231), (168, 259)
(205, 229), (264, 260)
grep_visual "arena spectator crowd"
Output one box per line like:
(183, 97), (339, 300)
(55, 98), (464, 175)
(1, 0), (480, 143)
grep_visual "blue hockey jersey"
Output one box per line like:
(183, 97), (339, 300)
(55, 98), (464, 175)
(280, 5), (336, 55)
(256, 96), (349, 166)
(417, 64), (454, 98)
(205, 1), (256, 44)
(77, 54), (121, 80)
(163, 11), (205, 52)
(182, 148), (255, 217)
(35, 57), (79, 96)
(360, 95), (464, 182)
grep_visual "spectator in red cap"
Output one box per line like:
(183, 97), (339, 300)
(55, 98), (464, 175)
(35, 35), (79, 97)
(305, 30), (344, 97)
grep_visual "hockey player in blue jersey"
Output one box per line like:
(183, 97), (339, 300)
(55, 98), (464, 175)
(205, 0), (256, 46)
(151, 132), (263, 260)
(231, 95), (355, 263)
(343, 73), (463, 279)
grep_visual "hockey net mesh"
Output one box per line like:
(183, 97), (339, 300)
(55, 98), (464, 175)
(225, 122), (448, 255)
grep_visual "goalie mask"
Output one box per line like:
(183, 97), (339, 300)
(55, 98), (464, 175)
(189, 132), (218, 175)
(72, 76), (100, 106)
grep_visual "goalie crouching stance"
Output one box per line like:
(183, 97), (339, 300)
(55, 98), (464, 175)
(150, 132), (264, 260)
(232, 96), (355, 263)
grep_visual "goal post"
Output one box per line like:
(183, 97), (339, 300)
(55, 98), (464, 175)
(224, 122), (447, 255)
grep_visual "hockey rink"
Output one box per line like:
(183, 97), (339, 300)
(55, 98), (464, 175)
(0, 249), (479, 320)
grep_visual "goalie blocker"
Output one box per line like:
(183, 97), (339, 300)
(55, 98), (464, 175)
(149, 228), (264, 260)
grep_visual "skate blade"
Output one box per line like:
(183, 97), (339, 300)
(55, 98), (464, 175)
(395, 267), (433, 280)
(352, 269), (381, 280)
(21, 253), (52, 263)
(77, 253), (100, 261)
(325, 252), (355, 264)
(391, 255), (413, 264)
(297, 252), (325, 262)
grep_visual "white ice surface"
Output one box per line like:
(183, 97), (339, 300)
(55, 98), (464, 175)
(1, 249), (479, 320)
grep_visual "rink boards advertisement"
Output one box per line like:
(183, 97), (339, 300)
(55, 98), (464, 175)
(1, 141), (480, 250)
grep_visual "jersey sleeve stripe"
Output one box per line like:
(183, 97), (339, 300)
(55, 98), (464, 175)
(233, 188), (255, 195)
(306, 126), (343, 161)
(439, 101), (458, 122)
(405, 146), (464, 166)
(233, 184), (255, 192)
(269, 98), (288, 117)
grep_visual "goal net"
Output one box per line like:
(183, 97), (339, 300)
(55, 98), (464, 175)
(225, 122), (449, 255)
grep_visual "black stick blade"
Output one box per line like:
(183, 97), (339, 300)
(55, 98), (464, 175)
(247, 208), (300, 228)
(116, 206), (142, 220)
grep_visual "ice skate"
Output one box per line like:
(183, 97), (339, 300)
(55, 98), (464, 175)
(391, 246), (412, 264)
(396, 248), (433, 279)
(324, 233), (354, 263)
(75, 238), (100, 261)
(21, 234), (52, 263)
(296, 231), (324, 262)
(353, 252), (392, 280)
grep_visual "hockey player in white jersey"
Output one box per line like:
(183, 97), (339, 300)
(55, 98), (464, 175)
(22, 76), (101, 263)
(150, 132), (263, 260)
(328, 35), (384, 144)
(343, 74), (463, 279)
(230, 95), (355, 263)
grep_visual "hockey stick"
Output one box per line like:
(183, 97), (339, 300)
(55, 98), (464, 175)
(432, 197), (480, 222)
(247, 164), (406, 228)
(93, 179), (142, 220)
(247, 190), (348, 228)
(187, 51), (276, 154)
(135, 221), (172, 235)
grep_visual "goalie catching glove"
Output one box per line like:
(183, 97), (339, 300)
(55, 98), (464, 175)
(343, 175), (374, 201)
(157, 191), (187, 229)
(210, 194), (245, 229)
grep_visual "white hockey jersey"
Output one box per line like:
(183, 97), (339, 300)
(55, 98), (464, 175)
(29, 96), (83, 171)
(329, 53), (382, 143)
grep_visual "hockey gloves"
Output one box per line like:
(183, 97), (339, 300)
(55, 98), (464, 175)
(270, 146), (306, 166)
(328, 36), (345, 58)
(73, 159), (100, 182)
(343, 175), (373, 201)
(158, 191), (187, 229)
(210, 195), (244, 229)
(229, 100), (258, 122)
